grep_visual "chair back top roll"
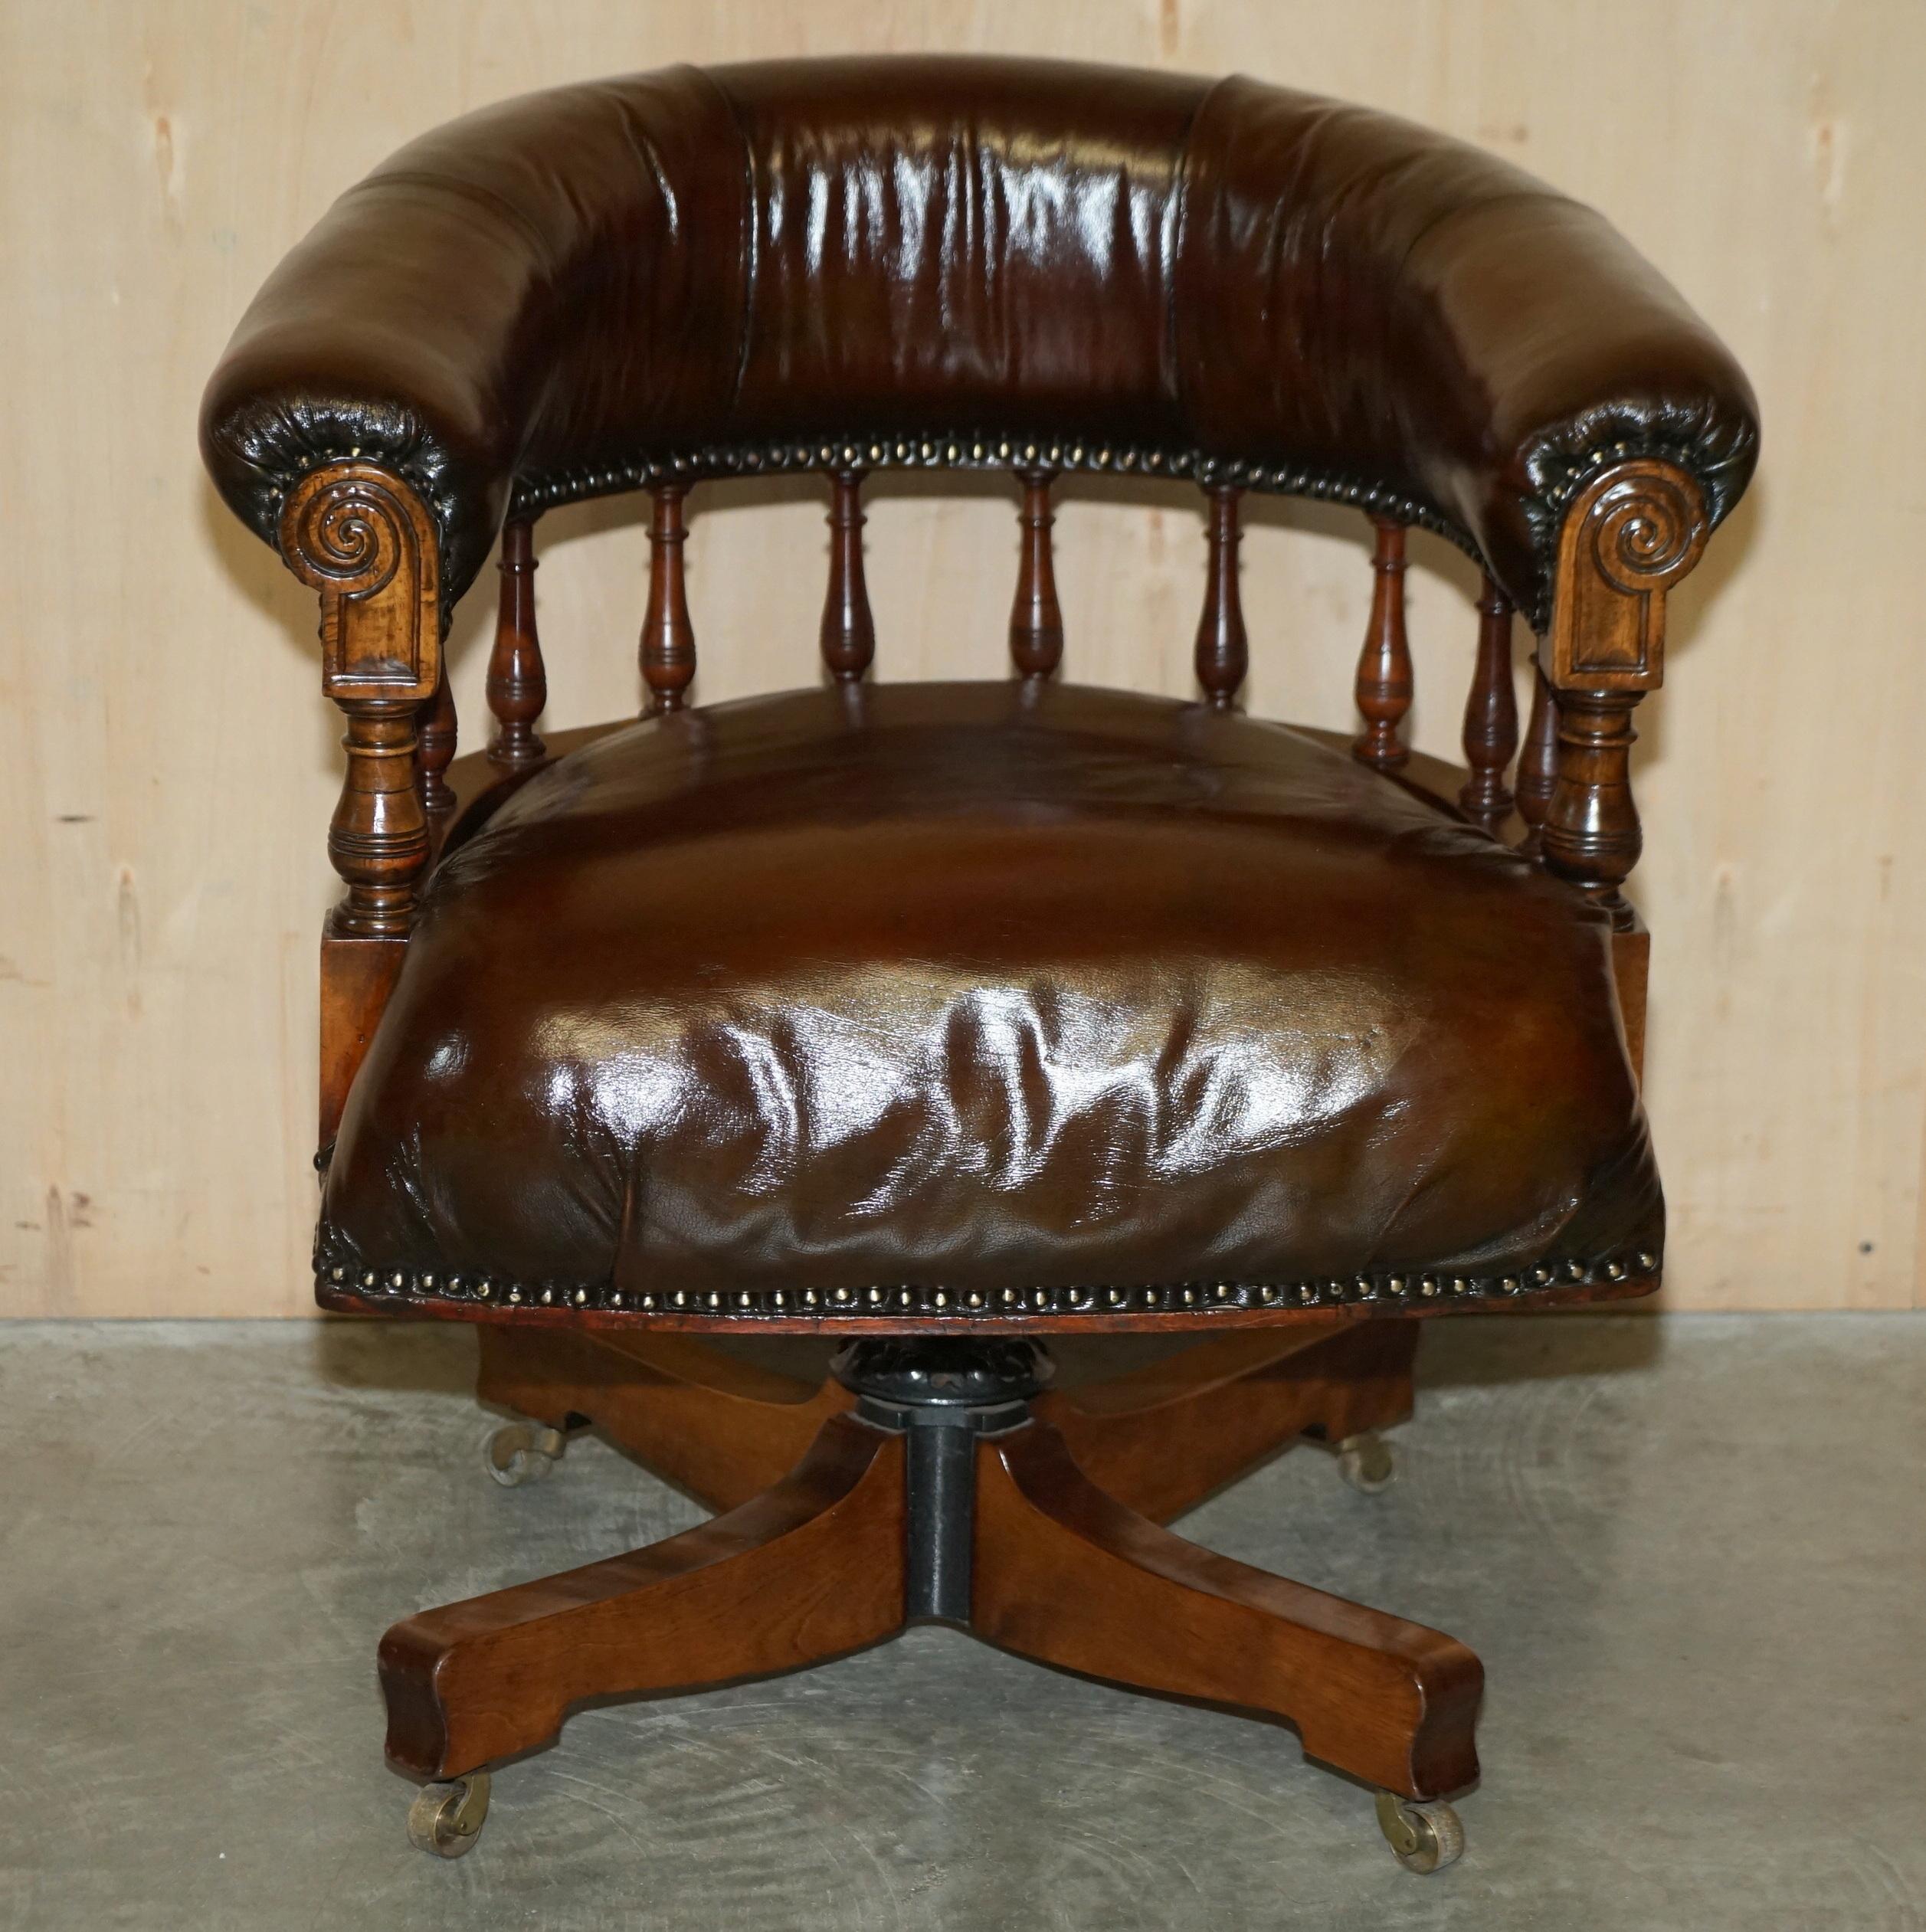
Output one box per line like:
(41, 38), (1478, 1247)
(201, 56), (1758, 627)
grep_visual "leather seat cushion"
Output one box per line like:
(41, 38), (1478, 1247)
(320, 682), (1660, 1303)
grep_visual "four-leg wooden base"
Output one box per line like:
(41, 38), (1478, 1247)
(382, 1321), (1478, 1855)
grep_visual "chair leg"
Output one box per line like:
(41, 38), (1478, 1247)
(971, 1416), (1482, 1799)
(1040, 1318), (1420, 1521)
(476, 1326), (852, 1511)
(379, 1413), (905, 1780)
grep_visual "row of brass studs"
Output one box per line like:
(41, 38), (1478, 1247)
(313, 1239), (1659, 1318)
(504, 434), (1482, 562)
(1533, 435), (1702, 512)
(266, 437), (1459, 545)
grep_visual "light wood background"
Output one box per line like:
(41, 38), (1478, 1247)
(4, 0), (1920, 1317)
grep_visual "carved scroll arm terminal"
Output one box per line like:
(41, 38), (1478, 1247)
(1537, 459), (1708, 920)
(279, 464), (442, 939)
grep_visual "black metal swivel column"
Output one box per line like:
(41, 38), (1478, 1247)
(831, 1339), (1053, 1622)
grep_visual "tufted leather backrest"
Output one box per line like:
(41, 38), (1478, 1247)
(202, 56), (1757, 627)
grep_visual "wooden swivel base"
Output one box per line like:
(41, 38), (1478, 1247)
(382, 1321), (1481, 1874)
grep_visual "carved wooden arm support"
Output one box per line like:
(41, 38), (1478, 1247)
(280, 464), (442, 938)
(279, 465), (444, 1145)
(1538, 459), (1708, 922)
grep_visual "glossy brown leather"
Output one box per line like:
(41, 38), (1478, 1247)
(319, 684), (1659, 1306)
(201, 57), (1756, 627)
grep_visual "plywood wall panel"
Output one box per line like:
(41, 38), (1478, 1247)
(2, 0), (1920, 1315)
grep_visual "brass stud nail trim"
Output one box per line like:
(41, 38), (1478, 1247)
(311, 1229), (1660, 1324)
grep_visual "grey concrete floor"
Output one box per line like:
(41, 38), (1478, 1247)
(0, 1315), (1920, 1930)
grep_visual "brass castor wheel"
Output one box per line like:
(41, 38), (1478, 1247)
(1374, 1790), (1464, 1874)
(407, 1771), (491, 1858)
(1335, 1430), (1396, 1494)
(483, 1420), (568, 1487)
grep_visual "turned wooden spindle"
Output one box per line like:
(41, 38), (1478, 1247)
(1194, 485), (1248, 708)
(1540, 689), (1644, 921)
(640, 483), (696, 714)
(820, 470), (876, 682)
(487, 517), (547, 769)
(1009, 469), (1064, 679)
(1515, 666), (1560, 837)
(329, 702), (431, 938)
(1459, 575), (1518, 824)
(1352, 517), (1413, 769)
(416, 663), (457, 820)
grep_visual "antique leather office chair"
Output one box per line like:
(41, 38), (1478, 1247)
(201, 57), (1756, 1872)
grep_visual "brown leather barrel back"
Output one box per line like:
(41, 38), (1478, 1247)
(201, 57), (1757, 627)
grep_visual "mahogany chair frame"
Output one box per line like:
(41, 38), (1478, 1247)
(281, 447), (1708, 1866)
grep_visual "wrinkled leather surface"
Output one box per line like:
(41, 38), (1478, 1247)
(201, 57), (1757, 624)
(323, 683), (1661, 1298)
